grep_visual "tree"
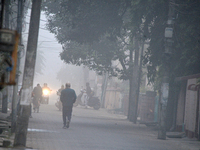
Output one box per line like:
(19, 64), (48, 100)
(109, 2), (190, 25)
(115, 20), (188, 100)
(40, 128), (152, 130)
(142, 0), (200, 129)
(42, 0), (157, 122)
(43, 0), (130, 44)
(43, 0), (200, 125)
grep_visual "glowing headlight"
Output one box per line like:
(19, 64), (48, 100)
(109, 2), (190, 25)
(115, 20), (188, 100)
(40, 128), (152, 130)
(43, 89), (50, 95)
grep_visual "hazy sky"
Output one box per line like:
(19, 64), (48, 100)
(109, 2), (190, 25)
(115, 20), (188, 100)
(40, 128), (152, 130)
(21, 10), (64, 104)
(21, 10), (95, 104)
(34, 11), (63, 90)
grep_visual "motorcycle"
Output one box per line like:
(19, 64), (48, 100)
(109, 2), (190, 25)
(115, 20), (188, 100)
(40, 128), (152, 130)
(32, 96), (40, 113)
(73, 91), (86, 107)
(41, 88), (50, 104)
(74, 90), (101, 110)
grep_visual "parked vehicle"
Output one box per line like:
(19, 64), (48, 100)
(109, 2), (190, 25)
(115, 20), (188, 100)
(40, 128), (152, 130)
(74, 90), (101, 110)
(73, 91), (85, 107)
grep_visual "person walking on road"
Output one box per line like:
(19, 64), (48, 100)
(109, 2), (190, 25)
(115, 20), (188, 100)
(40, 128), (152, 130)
(60, 83), (77, 129)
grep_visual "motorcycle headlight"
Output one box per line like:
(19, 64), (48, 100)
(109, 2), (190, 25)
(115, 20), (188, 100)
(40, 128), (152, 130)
(43, 89), (50, 95)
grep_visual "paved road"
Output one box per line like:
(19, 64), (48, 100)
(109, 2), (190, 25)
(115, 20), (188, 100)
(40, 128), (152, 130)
(26, 104), (200, 150)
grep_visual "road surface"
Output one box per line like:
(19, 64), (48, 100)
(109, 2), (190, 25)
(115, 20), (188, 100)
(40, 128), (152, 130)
(26, 104), (199, 150)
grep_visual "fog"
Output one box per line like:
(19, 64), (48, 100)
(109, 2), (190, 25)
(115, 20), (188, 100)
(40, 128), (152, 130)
(1, 1), (199, 149)
(33, 11), (63, 105)
(20, 11), (86, 105)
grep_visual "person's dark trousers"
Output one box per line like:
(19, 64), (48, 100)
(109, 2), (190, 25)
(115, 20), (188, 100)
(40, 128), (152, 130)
(62, 106), (72, 126)
(29, 103), (32, 118)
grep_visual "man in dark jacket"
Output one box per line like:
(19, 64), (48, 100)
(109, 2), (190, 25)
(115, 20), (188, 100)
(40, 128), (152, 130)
(60, 83), (77, 129)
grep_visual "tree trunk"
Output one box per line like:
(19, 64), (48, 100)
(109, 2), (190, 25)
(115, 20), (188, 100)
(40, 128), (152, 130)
(101, 72), (108, 108)
(128, 46), (134, 121)
(132, 40), (140, 123)
(128, 39), (140, 123)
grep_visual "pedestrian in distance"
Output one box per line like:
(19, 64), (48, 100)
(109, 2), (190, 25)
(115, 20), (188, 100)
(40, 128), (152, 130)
(57, 85), (65, 96)
(32, 84), (43, 113)
(60, 83), (77, 129)
(56, 85), (65, 111)
(85, 82), (92, 108)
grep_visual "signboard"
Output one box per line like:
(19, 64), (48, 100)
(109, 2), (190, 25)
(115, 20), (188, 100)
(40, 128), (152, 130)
(0, 29), (17, 52)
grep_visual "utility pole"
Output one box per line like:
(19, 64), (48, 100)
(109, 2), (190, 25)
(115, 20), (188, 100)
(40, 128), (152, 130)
(0, 0), (8, 113)
(11, 0), (24, 133)
(158, 0), (175, 139)
(14, 0), (42, 147)
(5, 0), (9, 28)
(0, 0), (5, 28)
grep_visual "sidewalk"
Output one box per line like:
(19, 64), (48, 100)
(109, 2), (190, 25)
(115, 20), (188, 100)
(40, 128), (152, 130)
(172, 137), (200, 150)
(144, 126), (200, 150)
(74, 107), (200, 150)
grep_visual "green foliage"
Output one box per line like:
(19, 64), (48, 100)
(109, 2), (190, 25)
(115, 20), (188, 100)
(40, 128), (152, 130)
(142, 0), (200, 84)
(142, 0), (169, 83)
(42, 0), (200, 129)
(43, 0), (129, 44)
(60, 34), (132, 78)
(43, 0), (200, 85)
(43, 0), (135, 80)
(171, 0), (200, 76)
